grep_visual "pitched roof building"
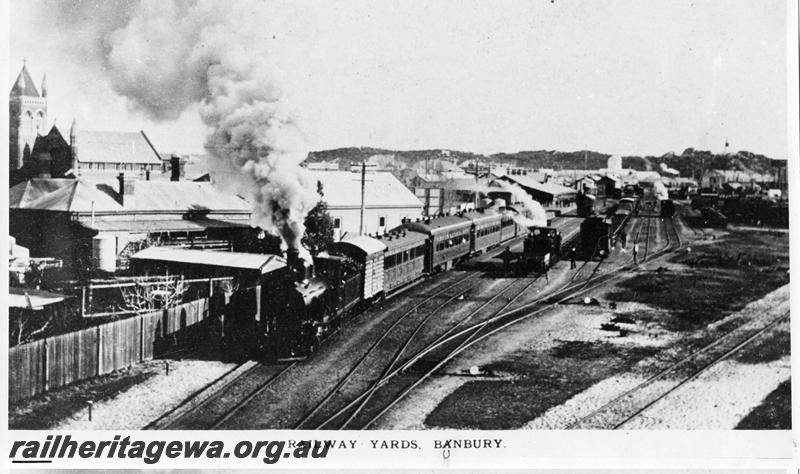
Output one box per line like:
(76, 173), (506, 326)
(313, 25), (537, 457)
(69, 124), (163, 178)
(10, 177), (253, 276)
(309, 170), (423, 240)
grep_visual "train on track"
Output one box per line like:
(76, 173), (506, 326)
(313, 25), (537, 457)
(254, 207), (565, 356)
(521, 226), (563, 272)
(576, 192), (598, 218)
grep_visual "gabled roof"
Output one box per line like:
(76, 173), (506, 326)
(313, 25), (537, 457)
(499, 175), (577, 198)
(31, 126), (70, 155)
(9, 178), (252, 214)
(131, 247), (286, 274)
(310, 170), (422, 209)
(10, 65), (40, 97)
(74, 130), (162, 165)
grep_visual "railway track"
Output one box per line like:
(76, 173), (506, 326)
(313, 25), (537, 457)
(152, 212), (683, 430)
(304, 217), (685, 429)
(568, 310), (790, 429)
(300, 273), (547, 429)
(150, 269), (474, 430)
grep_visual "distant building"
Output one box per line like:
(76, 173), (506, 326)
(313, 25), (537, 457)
(69, 123), (163, 179)
(9, 177), (253, 277)
(306, 160), (341, 171)
(497, 175), (577, 207)
(309, 170), (423, 240)
(413, 177), (491, 216)
(701, 169), (773, 190)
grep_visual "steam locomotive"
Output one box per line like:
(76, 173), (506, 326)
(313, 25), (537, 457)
(260, 208), (535, 355)
(521, 226), (563, 272)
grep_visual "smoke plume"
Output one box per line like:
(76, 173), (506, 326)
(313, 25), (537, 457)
(653, 180), (669, 200)
(497, 182), (548, 228)
(56, 0), (320, 256)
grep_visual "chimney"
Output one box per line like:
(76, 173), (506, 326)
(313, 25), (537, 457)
(170, 155), (181, 181)
(117, 173), (136, 207)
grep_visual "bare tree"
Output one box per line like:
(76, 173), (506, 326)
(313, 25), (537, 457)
(10, 309), (53, 346)
(119, 276), (187, 313)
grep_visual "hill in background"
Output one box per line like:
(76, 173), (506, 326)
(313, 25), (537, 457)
(306, 147), (785, 178)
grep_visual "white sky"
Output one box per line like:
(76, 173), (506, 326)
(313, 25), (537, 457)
(8, 0), (791, 159)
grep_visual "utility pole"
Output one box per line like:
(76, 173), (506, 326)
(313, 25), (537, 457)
(474, 155), (480, 209)
(359, 161), (366, 236)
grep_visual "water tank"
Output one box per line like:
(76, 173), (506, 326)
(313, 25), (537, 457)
(92, 235), (117, 273)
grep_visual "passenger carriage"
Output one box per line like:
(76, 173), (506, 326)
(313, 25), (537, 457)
(403, 215), (472, 272)
(462, 210), (503, 255)
(377, 229), (428, 293)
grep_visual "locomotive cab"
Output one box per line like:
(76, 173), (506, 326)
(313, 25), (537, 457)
(522, 226), (562, 272)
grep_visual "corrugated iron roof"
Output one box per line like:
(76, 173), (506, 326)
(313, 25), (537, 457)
(10, 178), (252, 214)
(81, 218), (250, 232)
(131, 247), (286, 273)
(74, 130), (162, 165)
(500, 175), (577, 197)
(310, 170), (422, 209)
(9, 287), (70, 309)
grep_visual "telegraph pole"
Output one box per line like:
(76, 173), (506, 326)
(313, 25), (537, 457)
(359, 161), (366, 236)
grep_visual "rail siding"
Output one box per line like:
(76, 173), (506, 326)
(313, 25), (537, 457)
(9, 298), (209, 403)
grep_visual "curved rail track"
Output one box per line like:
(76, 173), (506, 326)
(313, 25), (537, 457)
(568, 310), (790, 429)
(154, 209), (684, 430)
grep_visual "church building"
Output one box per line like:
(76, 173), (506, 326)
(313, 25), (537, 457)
(9, 61), (48, 175)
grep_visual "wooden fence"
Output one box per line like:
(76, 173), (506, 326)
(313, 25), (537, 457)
(9, 298), (210, 403)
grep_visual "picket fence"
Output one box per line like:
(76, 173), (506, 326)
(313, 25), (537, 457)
(9, 298), (209, 403)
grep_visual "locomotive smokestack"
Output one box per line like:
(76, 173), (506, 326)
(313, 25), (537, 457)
(286, 248), (312, 281)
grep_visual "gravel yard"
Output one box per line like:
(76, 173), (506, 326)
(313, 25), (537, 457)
(373, 223), (790, 430)
(10, 356), (238, 430)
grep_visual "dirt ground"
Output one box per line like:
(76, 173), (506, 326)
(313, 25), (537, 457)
(376, 223), (790, 430)
(9, 343), (238, 430)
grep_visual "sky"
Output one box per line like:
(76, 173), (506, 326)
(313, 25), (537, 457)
(8, 0), (791, 159)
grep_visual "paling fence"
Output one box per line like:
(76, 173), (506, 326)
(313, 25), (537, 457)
(9, 298), (209, 403)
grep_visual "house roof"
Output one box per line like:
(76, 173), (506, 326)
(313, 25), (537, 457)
(499, 175), (577, 198)
(131, 247), (286, 274)
(9, 178), (252, 214)
(10, 65), (40, 97)
(310, 170), (422, 209)
(74, 130), (162, 165)
(81, 218), (249, 233)
(9, 287), (70, 309)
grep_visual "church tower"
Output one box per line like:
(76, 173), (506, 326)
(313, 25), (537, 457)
(9, 61), (48, 173)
